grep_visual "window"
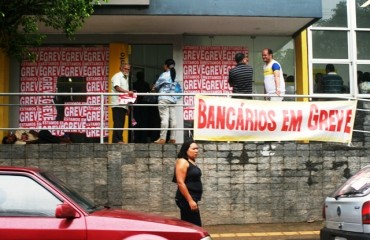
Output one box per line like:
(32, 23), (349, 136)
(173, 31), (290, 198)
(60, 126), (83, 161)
(356, 32), (370, 60)
(357, 65), (370, 94)
(312, 31), (348, 59)
(308, 0), (354, 96)
(312, 64), (350, 94)
(313, 0), (347, 27)
(356, 0), (370, 28)
(0, 175), (62, 217)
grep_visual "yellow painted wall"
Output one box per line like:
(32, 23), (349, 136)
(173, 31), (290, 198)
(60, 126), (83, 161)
(0, 50), (9, 142)
(294, 30), (310, 143)
(294, 30), (309, 102)
(108, 43), (130, 143)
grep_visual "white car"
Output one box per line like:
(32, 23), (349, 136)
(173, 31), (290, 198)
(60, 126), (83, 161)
(321, 165), (370, 240)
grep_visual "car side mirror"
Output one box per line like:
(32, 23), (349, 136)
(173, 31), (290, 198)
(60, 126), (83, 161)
(55, 203), (80, 219)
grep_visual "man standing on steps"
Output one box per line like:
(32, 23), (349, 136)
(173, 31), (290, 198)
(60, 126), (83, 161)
(262, 48), (285, 101)
(228, 52), (254, 99)
(111, 63), (134, 144)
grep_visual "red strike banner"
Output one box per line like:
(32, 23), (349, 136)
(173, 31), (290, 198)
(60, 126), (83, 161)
(20, 47), (109, 138)
(194, 96), (357, 143)
(183, 46), (247, 121)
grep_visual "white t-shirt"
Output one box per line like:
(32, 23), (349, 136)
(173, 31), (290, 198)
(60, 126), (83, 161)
(111, 71), (129, 109)
(263, 60), (285, 94)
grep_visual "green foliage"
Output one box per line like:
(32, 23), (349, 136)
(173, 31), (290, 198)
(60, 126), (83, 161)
(274, 47), (295, 76)
(0, 0), (107, 60)
(316, 2), (347, 27)
(312, 1), (370, 60)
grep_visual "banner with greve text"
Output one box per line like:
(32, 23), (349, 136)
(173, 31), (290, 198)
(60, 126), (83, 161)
(194, 96), (357, 143)
(183, 46), (247, 121)
(20, 46), (109, 138)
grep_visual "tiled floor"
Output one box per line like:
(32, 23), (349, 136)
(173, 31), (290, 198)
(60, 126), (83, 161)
(204, 221), (323, 240)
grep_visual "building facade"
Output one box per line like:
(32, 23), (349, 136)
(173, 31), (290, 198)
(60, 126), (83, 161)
(1, 0), (322, 143)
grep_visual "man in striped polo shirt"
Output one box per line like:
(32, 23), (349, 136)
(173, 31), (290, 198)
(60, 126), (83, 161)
(228, 52), (254, 99)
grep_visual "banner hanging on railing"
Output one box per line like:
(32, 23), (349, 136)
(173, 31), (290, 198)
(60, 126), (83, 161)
(193, 95), (357, 143)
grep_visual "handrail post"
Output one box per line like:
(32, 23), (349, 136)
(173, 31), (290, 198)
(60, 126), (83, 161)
(100, 93), (105, 144)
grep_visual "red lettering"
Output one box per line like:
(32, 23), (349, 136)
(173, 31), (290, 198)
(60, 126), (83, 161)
(344, 110), (352, 133)
(216, 106), (226, 129)
(308, 104), (351, 133)
(197, 99), (207, 128)
(225, 107), (235, 130)
(267, 111), (277, 131)
(281, 110), (302, 131)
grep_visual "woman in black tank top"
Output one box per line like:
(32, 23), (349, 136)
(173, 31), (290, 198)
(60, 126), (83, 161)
(173, 140), (203, 226)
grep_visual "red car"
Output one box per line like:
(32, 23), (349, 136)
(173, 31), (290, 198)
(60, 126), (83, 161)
(0, 166), (211, 240)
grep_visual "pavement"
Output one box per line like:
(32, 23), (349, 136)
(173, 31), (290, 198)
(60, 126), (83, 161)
(203, 221), (323, 240)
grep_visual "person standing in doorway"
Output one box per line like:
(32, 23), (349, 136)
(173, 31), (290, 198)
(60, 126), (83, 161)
(322, 64), (344, 94)
(172, 140), (203, 226)
(111, 63), (134, 144)
(152, 58), (177, 144)
(228, 52), (253, 99)
(262, 48), (285, 101)
(133, 71), (151, 143)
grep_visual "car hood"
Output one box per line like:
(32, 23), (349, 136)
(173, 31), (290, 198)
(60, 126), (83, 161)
(88, 208), (208, 235)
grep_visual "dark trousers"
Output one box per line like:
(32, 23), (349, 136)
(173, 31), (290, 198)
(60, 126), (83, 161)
(53, 96), (67, 121)
(148, 106), (160, 142)
(175, 198), (202, 227)
(38, 130), (61, 143)
(112, 107), (127, 143)
(232, 95), (252, 100)
(133, 106), (149, 143)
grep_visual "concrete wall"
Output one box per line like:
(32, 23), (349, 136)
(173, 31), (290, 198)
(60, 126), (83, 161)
(1, 141), (369, 226)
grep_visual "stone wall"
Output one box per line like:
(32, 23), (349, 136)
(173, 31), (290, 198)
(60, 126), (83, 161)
(1, 141), (369, 226)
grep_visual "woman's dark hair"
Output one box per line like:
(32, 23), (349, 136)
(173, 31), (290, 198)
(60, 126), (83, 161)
(177, 139), (195, 160)
(165, 58), (176, 82)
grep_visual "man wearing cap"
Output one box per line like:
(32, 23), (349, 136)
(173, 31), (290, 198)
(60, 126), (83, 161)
(228, 52), (254, 99)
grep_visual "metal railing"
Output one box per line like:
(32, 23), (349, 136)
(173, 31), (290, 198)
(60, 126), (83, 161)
(1, 92), (369, 143)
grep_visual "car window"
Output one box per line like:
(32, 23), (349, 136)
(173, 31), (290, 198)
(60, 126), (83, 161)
(332, 166), (370, 198)
(41, 171), (95, 212)
(0, 175), (62, 217)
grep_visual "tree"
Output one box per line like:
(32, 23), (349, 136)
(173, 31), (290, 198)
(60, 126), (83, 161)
(315, 1), (347, 27)
(0, 0), (107, 60)
(274, 47), (295, 77)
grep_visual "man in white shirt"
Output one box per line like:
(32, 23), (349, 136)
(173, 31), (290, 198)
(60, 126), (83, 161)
(111, 63), (134, 143)
(262, 48), (286, 101)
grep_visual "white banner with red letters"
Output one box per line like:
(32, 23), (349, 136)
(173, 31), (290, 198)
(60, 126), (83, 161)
(183, 46), (248, 121)
(194, 95), (357, 143)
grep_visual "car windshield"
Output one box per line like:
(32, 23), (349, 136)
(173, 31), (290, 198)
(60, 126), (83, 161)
(40, 171), (95, 212)
(332, 166), (370, 198)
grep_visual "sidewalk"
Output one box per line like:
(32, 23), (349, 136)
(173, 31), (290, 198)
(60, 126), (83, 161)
(204, 221), (323, 240)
